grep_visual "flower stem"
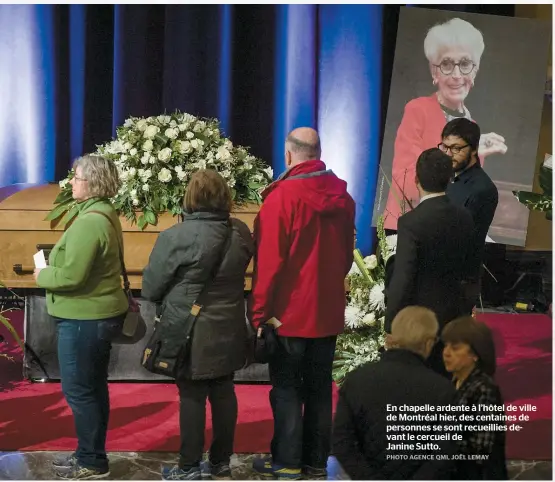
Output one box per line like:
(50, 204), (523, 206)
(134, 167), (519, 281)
(353, 249), (373, 283)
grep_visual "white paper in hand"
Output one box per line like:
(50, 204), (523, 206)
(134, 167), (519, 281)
(33, 250), (47, 269)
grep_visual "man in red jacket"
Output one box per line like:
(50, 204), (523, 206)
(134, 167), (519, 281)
(250, 127), (355, 480)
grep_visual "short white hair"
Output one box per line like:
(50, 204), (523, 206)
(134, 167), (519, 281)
(424, 18), (485, 67)
(391, 306), (438, 354)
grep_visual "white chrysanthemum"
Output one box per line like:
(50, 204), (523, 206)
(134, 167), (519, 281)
(369, 281), (385, 312)
(345, 305), (364, 329)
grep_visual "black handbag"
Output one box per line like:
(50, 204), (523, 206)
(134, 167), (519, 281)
(141, 220), (233, 378)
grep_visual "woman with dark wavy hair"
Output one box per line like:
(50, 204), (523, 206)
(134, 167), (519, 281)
(442, 316), (508, 479)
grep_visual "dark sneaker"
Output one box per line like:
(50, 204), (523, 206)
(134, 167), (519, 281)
(161, 465), (202, 481)
(252, 457), (301, 480)
(302, 465), (327, 479)
(56, 464), (110, 480)
(52, 453), (77, 470)
(201, 460), (232, 480)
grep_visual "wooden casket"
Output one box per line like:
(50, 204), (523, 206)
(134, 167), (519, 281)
(0, 183), (259, 290)
(0, 183), (266, 382)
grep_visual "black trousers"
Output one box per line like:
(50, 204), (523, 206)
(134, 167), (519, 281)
(176, 374), (237, 468)
(268, 336), (337, 469)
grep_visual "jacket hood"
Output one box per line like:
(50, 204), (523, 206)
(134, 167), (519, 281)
(263, 160), (353, 214)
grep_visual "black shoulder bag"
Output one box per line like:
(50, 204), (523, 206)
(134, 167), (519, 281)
(141, 220), (233, 378)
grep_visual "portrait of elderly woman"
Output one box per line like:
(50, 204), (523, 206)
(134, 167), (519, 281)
(383, 17), (508, 230)
(34, 154), (128, 480)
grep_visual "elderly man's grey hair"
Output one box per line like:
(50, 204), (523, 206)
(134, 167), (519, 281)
(73, 154), (121, 199)
(424, 18), (485, 67)
(391, 306), (439, 356)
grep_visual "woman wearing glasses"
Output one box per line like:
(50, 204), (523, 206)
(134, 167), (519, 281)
(384, 18), (507, 230)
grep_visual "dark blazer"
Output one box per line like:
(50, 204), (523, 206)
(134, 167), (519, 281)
(384, 195), (474, 332)
(142, 212), (254, 380)
(332, 349), (459, 480)
(446, 163), (499, 280)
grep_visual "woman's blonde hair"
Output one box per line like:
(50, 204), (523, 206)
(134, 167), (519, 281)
(73, 154), (120, 198)
(183, 169), (232, 214)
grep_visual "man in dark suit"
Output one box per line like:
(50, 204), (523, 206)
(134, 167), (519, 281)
(384, 148), (474, 375)
(333, 306), (459, 480)
(441, 118), (499, 313)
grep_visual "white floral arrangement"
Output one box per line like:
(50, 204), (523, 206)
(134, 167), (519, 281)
(333, 216), (397, 384)
(47, 112), (273, 229)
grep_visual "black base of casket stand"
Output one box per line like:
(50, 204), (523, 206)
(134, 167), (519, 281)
(23, 295), (269, 383)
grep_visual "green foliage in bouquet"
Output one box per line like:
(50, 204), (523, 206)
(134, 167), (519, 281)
(513, 160), (552, 221)
(0, 281), (23, 362)
(46, 112), (273, 230)
(333, 217), (397, 385)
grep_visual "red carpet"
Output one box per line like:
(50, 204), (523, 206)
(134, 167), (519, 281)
(0, 311), (551, 459)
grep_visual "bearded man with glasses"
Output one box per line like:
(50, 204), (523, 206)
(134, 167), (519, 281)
(442, 118), (499, 315)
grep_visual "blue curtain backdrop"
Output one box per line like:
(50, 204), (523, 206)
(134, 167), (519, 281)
(0, 4), (515, 254)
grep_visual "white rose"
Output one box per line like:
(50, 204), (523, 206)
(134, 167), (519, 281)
(157, 115), (171, 124)
(132, 198), (139, 206)
(158, 147), (172, 162)
(176, 170), (187, 181)
(178, 141), (192, 154)
(136, 119), (148, 131)
(149, 156), (156, 164)
(364, 254), (378, 270)
(130, 189), (137, 198)
(124, 142), (132, 151)
(204, 129), (212, 137)
(193, 123), (203, 133)
(141, 154), (150, 165)
(144, 125), (160, 139)
(141, 169), (152, 180)
(158, 168), (172, 183)
(186, 132), (194, 140)
(165, 128), (179, 140)
(170, 120), (177, 127)
(178, 124), (187, 131)
(142, 140), (154, 151)
(142, 184), (149, 192)
(191, 139), (199, 150)
(129, 148), (138, 156)
(216, 146), (231, 160)
(120, 154), (128, 162)
(59, 179), (69, 189)
(224, 139), (233, 150)
(362, 312), (376, 326)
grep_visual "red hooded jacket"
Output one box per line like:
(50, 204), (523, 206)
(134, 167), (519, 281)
(249, 160), (355, 338)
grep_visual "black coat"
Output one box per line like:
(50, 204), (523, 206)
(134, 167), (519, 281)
(142, 212), (254, 380)
(332, 349), (459, 480)
(384, 196), (474, 332)
(446, 163), (498, 280)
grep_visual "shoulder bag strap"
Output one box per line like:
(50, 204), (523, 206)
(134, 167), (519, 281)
(87, 210), (130, 293)
(190, 219), (233, 317)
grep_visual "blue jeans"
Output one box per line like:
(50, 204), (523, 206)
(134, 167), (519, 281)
(268, 336), (337, 469)
(56, 316), (124, 471)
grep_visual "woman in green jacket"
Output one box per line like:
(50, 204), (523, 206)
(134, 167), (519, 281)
(34, 154), (128, 480)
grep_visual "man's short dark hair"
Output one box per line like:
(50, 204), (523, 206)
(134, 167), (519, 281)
(416, 148), (453, 193)
(441, 118), (481, 152)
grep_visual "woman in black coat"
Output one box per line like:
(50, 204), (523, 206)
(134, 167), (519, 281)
(142, 169), (254, 481)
